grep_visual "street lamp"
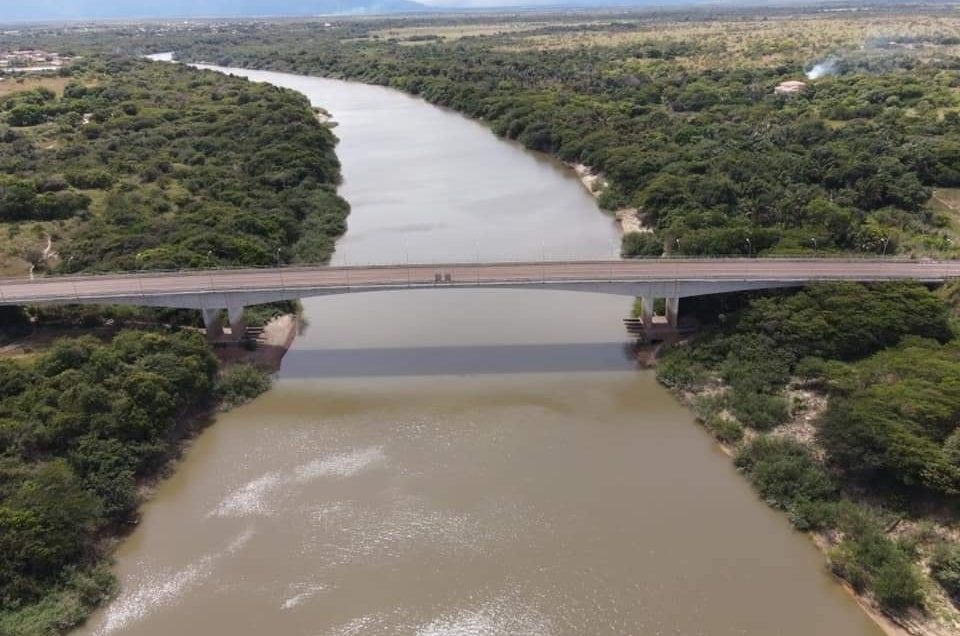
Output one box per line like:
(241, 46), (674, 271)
(745, 237), (752, 258)
(276, 247), (282, 267)
(881, 237), (890, 256)
(810, 237), (817, 252)
(675, 237), (681, 253)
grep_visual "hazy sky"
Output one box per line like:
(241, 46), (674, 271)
(0, 0), (686, 17)
(419, 0), (568, 5)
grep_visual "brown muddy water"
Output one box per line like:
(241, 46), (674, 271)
(76, 64), (883, 635)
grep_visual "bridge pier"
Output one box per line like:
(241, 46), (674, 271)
(641, 295), (654, 330)
(629, 295), (682, 341)
(201, 306), (246, 342)
(202, 308), (223, 340)
(227, 305), (246, 341)
(666, 296), (680, 329)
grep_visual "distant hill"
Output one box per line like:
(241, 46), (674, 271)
(1, 0), (430, 21)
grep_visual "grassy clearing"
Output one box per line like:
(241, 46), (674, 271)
(499, 14), (960, 68)
(0, 75), (70, 98)
(371, 22), (559, 41)
(932, 188), (960, 217)
(0, 218), (82, 277)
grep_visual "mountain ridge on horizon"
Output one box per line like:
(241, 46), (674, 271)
(2, 0), (947, 23)
(0, 0), (432, 21)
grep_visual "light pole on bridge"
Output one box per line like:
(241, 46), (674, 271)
(135, 253), (145, 297)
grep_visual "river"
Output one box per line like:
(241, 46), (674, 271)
(76, 64), (884, 635)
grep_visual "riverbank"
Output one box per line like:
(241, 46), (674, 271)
(669, 377), (917, 636)
(569, 162), (648, 236)
(0, 324), (282, 636)
(653, 284), (960, 636)
(673, 373), (960, 636)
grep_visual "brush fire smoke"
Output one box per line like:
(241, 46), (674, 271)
(807, 58), (839, 80)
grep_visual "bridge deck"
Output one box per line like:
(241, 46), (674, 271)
(0, 259), (956, 308)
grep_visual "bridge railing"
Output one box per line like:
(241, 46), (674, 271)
(0, 254), (948, 286)
(0, 257), (957, 308)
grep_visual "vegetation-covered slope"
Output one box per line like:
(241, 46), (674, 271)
(0, 56), (348, 275)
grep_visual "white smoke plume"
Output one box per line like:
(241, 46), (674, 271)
(806, 58), (839, 80)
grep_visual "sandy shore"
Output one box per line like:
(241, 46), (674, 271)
(569, 162), (649, 235)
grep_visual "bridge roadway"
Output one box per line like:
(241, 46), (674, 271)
(1, 258), (957, 311)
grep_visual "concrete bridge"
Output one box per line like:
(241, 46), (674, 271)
(1, 258), (957, 338)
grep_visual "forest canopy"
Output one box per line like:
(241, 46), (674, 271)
(0, 56), (349, 273)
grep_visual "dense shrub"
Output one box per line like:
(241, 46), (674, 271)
(215, 363), (272, 409)
(829, 525), (923, 613)
(735, 437), (837, 514)
(717, 334), (793, 393)
(729, 389), (789, 431)
(7, 105), (44, 127)
(621, 232), (662, 258)
(931, 543), (960, 600)
(818, 340), (960, 495)
(702, 415), (744, 445)
(737, 283), (952, 362)
(656, 346), (709, 390)
(873, 561), (925, 612)
(64, 169), (114, 190)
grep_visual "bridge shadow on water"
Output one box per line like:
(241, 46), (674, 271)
(277, 342), (643, 378)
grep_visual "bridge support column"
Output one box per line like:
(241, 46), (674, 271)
(227, 305), (246, 341)
(666, 296), (680, 329)
(202, 308), (223, 340)
(641, 295), (654, 330)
